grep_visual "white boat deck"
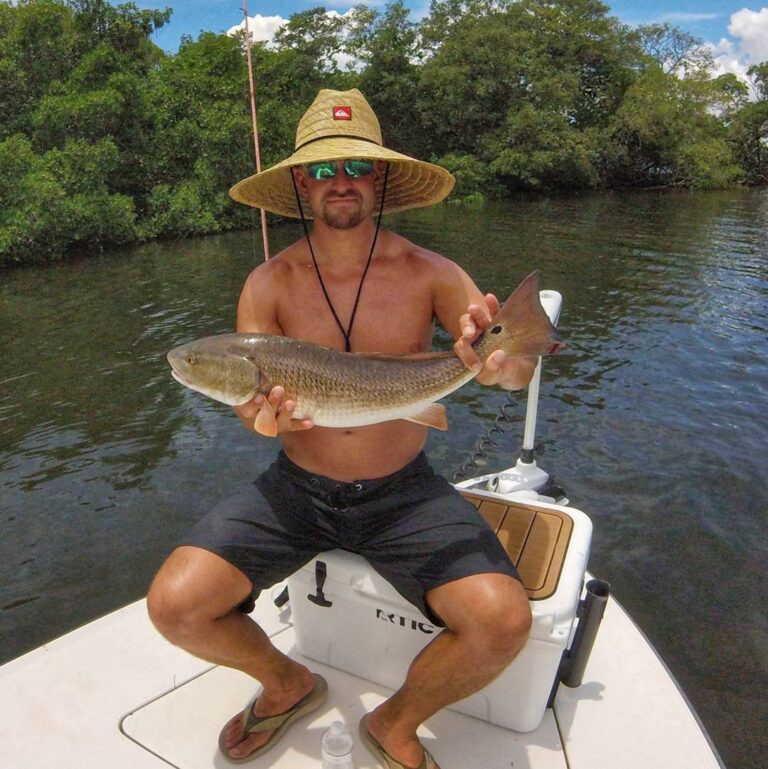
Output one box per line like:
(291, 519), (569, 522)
(0, 586), (722, 769)
(123, 636), (566, 769)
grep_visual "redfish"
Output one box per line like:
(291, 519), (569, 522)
(167, 272), (563, 435)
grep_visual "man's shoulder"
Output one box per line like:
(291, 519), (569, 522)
(385, 230), (457, 272)
(242, 240), (305, 287)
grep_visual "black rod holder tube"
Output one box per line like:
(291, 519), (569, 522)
(561, 578), (610, 688)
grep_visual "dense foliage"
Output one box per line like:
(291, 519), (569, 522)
(1, 0), (766, 265)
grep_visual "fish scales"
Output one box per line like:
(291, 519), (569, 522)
(167, 272), (564, 432)
(245, 336), (470, 424)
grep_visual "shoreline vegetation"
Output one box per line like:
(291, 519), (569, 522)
(1, 0), (767, 268)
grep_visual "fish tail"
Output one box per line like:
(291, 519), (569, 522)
(482, 271), (564, 357)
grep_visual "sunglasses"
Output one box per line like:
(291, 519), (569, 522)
(305, 159), (376, 181)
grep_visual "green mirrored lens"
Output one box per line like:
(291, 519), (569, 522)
(344, 160), (375, 178)
(306, 160), (375, 181)
(307, 161), (337, 181)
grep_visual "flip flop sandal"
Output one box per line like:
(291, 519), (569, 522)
(218, 673), (328, 764)
(359, 714), (438, 769)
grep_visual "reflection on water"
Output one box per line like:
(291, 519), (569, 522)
(1, 188), (766, 769)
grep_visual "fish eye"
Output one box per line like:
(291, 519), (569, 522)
(185, 354), (196, 365)
(490, 325), (503, 335)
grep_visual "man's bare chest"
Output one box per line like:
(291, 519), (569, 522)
(277, 272), (434, 354)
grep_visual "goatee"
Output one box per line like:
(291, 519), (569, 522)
(321, 196), (366, 229)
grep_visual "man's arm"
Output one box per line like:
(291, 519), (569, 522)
(233, 264), (314, 435)
(432, 260), (537, 390)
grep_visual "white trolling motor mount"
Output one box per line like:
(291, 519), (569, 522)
(455, 289), (566, 505)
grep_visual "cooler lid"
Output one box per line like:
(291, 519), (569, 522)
(460, 491), (574, 601)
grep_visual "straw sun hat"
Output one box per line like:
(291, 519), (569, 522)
(229, 88), (455, 218)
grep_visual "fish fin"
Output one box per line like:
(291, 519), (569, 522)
(491, 271), (564, 356)
(253, 399), (278, 437)
(405, 403), (448, 431)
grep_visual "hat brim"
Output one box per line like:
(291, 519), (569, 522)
(229, 137), (455, 218)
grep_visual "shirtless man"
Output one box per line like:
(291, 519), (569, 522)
(148, 89), (535, 769)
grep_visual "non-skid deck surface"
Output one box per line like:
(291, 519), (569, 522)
(121, 626), (568, 769)
(461, 492), (574, 600)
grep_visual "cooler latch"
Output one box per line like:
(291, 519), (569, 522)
(307, 560), (333, 607)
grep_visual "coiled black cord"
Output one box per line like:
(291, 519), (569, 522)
(452, 391), (521, 482)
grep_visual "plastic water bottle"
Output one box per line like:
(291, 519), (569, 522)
(321, 720), (354, 769)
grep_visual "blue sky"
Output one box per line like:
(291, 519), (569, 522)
(135, 1), (768, 80)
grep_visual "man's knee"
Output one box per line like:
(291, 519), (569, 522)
(146, 571), (193, 640)
(430, 574), (532, 659)
(146, 546), (252, 641)
(490, 588), (532, 653)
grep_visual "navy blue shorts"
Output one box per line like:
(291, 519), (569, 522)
(182, 451), (520, 625)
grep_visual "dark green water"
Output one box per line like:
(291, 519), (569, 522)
(1, 189), (766, 768)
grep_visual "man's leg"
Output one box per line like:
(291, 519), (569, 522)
(365, 572), (531, 769)
(147, 545), (317, 760)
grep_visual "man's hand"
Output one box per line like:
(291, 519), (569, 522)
(453, 293), (538, 390)
(233, 386), (314, 436)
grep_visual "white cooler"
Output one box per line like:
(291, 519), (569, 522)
(286, 491), (593, 732)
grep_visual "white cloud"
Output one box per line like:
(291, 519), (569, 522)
(227, 15), (287, 45)
(727, 7), (768, 62)
(661, 13), (720, 23)
(227, 9), (360, 70)
(707, 37), (752, 82)
(226, 9), (359, 47)
(700, 8), (768, 98)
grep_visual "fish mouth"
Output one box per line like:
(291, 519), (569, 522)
(169, 367), (217, 401)
(167, 352), (188, 384)
(167, 350), (195, 390)
(168, 362), (254, 406)
(170, 369), (188, 387)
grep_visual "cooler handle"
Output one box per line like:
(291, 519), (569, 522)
(307, 560), (333, 607)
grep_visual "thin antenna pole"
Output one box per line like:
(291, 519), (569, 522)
(242, 1), (270, 260)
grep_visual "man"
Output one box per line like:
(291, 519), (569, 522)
(148, 89), (535, 769)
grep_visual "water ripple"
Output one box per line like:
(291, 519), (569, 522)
(1, 189), (766, 769)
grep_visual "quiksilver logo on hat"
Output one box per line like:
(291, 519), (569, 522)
(333, 106), (352, 120)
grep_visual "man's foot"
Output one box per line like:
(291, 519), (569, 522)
(360, 713), (439, 769)
(218, 673), (327, 763)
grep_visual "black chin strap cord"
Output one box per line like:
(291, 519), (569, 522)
(291, 163), (391, 352)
